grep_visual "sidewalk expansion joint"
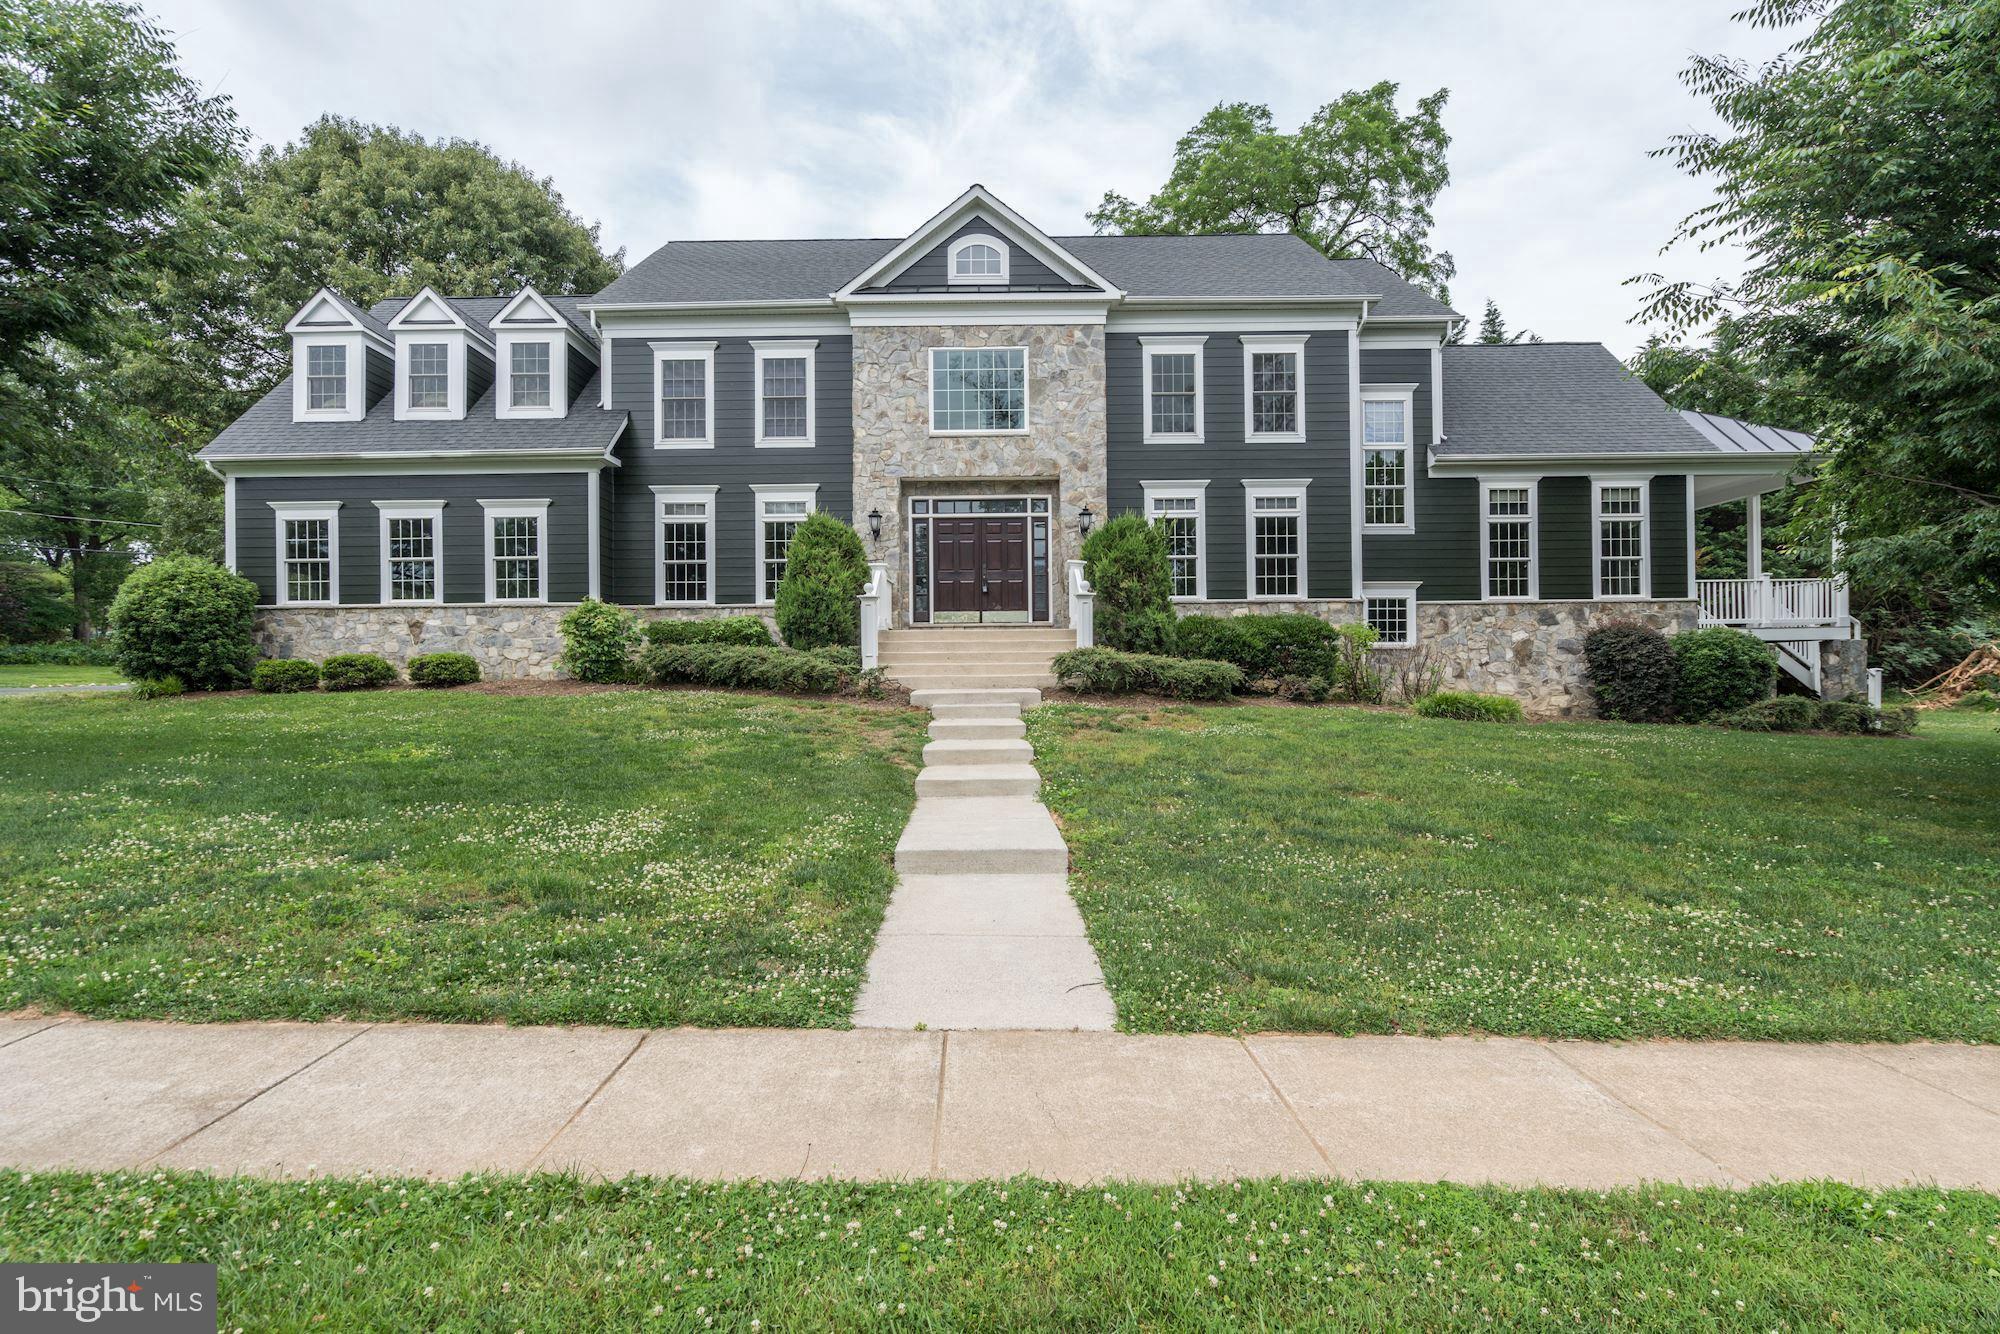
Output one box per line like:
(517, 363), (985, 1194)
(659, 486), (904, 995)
(1239, 1038), (1337, 1178)
(526, 1030), (650, 1170)
(1535, 1039), (1750, 1187)
(139, 1023), (377, 1169)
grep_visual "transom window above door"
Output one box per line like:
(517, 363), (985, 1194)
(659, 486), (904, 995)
(948, 234), (1009, 285)
(930, 347), (1027, 434)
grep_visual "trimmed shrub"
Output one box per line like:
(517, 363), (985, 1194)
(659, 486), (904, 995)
(642, 615), (775, 647)
(408, 652), (481, 687)
(251, 659), (320, 693)
(1712, 696), (1917, 737)
(1277, 674), (1330, 702)
(1819, 699), (1917, 736)
(774, 512), (870, 650)
(320, 653), (396, 691)
(0, 560), (73, 642)
(1582, 622), (1679, 723)
(130, 674), (185, 700)
(1709, 696), (1822, 732)
(1673, 626), (1778, 720)
(0, 639), (116, 667)
(1051, 647), (1244, 700)
(559, 599), (642, 682)
(641, 642), (849, 694)
(1081, 514), (1173, 653)
(1172, 613), (1338, 681)
(806, 644), (862, 670)
(105, 556), (258, 690)
(1412, 690), (1524, 722)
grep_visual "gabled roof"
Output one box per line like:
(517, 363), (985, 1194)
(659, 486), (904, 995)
(838, 184), (1119, 297)
(1678, 409), (1815, 455)
(1437, 343), (1716, 459)
(490, 284), (599, 352)
(284, 288), (394, 348)
(387, 285), (495, 350)
(367, 293), (598, 344)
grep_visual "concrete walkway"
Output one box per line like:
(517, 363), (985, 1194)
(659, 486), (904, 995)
(3, 1017), (1996, 1187)
(852, 688), (1115, 1030)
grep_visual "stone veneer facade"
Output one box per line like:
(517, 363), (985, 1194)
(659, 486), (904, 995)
(1175, 598), (1701, 718)
(851, 323), (1107, 627)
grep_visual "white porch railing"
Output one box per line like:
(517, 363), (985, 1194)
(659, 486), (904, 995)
(1697, 577), (1849, 630)
(857, 561), (890, 669)
(1067, 559), (1095, 648)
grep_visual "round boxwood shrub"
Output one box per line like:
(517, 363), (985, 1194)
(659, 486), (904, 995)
(775, 513), (870, 650)
(1582, 622), (1679, 723)
(105, 556), (259, 690)
(559, 599), (642, 682)
(1080, 513), (1172, 654)
(1673, 626), (1777, 720)
(251, 658), (320, 693)
(643, 615), (774, 648)
(1412, 690), (1524, 722)
(408, 652), (481, 687)
(320, 652), (396, 691)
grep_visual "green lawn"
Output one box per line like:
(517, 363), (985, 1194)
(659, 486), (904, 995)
(0, 689), (925, 1027)
(3, 1171), (1993, 1330)
(1028, 704), (2000, 1040)
(0, 664), (122, 688)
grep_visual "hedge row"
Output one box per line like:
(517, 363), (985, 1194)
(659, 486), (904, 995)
(1712, 696), (1917, 736)
(1051, 648), (1245, 700)
(0, 639), (117, 667)
(249, 652), (481, 693)
(640, 642), (852, 694)
(1584, 623), (1780, 723)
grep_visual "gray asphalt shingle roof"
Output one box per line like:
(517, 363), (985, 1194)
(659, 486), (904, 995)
(1439, 343), (1719, 458)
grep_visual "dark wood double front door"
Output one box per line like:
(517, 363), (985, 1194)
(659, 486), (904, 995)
(933, 516), (1029, 619)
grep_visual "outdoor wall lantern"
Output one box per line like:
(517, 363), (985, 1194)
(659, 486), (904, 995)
(1079, 505), (1095, 537)
(867, 508), (883, 541)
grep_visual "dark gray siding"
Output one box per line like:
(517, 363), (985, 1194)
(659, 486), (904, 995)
(877, 216), (1092, 292)
(1539, 476), (1593, 600)
(364, 347), (394, 407)
(604, 334), (854, 606)
(1651, 474), (1689, 598)
(235, 472), (591, 605)
(467, 348), (495, 409)
(1356, 348), (1480, 600)
(1105, 330), (1352, 600)
(597, 465), (616, 596)
(567, 347), (595, 408)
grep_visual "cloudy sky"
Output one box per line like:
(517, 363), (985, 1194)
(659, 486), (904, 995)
(145, 0), (1796, 353)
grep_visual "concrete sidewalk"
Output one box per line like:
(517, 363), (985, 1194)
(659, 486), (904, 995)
(4, 1018), (1996, 1187)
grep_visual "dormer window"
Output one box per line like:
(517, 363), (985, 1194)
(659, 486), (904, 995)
(490, 285), (593, 420)
(509, 342), (551, 408)
(949, 234), (1009, 285)
(389, 287), (491, 422)
(408, 343), (450, 409)
(306, 345), (347, 411)
(285, 288), (384, 421)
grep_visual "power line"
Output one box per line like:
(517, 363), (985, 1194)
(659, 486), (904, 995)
(0, 508), (166, 529)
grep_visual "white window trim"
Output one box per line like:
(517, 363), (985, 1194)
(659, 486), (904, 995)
(292, 336), (364, 421)
(927, 346), (1030, 437)
(1592, 475), (1654, 601)
(1142, 480), (1210, 602)
(947, 233), (1010, 286)
(751, 484), (819, 606)
(1360, 384), (1417, 535)
(1362, 582), (1422, 648)
(269, 501), (342, 607)
(373, 500), (445, 606)
(480, 498), (551, 605)
(651, 485), (718, 608)
(752, 339), (818, 448)
(1479, 477), (1540, 603)
(1141, 336), (1206, 445)
(394, 333), (474, 422)
(495, 333), (563, 420)
(1243, 478), (1310, 601)
(651, 341), (718, 448)
(1241, 335), (1308, 444)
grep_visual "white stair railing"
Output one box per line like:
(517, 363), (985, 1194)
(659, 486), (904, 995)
(1067, 559), (1094, 648)
(1698, 577), (1848, 629)
(858, 561), (890, 669)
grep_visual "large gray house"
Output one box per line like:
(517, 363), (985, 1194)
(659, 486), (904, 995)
(198, 185), (1864, 714)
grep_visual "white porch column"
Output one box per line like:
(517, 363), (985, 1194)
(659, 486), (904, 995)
(1746, 492), (1764, 581)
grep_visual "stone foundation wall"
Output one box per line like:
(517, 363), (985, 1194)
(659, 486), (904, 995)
(1818, 636), (1871, 702)
(1170, 598), (1700, 718)
(254, 605), (778, 680)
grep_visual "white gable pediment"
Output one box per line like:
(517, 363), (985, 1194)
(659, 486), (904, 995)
(836, 185), (1122, 300)
(389, 286), (467, 332)
(492, 285), (567, 328)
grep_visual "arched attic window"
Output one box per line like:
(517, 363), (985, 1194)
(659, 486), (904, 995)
(948, 235), (1009, 285)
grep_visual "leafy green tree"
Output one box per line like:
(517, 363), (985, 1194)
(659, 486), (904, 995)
(0, 559), (70, 641)
(1090, 85), (1455, 301)
(1635, 0), (2000, 608)
(1476, 301), (1508, 344)
(0, 0), (238, 364)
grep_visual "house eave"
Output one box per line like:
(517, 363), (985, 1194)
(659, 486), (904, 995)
(1428, 449), (1813, 475)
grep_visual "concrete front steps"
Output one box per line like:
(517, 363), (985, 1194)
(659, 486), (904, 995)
(853, 688), (1116, 1031)
(878, 627), (1073, 692)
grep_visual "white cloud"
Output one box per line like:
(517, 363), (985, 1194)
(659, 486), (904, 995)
(145, 0), (1796, 352)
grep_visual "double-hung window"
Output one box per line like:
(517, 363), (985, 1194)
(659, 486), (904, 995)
(271, 502), (341, 606)
(1242, 336), (1306, 442)
(1144, 482), (1208, 600)
(482, 500), (549, 603)
(306, 345), (347, 412)
(652, 485), (716, 606)
(754, 486), (817, 603)
(1594, 478), (1651, 599)
(1244, 481), (1308, 599)
(509, 341), (551, 409)
(1481, 480), (1539, 601)
(375, 501), (443, 604)
(1142, 337), (1205, 443)
(408, 343), (450, 409)
(753, 341), (816, 446)
(930, 347), (1026, 433)
(1363, 584), (1420, 647)
(1361, 388), (1415, 532)
(652, 341), (716, 447)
